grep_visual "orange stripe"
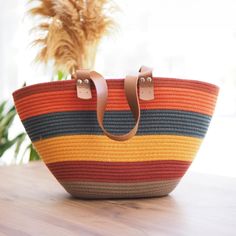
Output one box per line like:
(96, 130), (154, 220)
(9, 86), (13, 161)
(15, 86), (218, 120)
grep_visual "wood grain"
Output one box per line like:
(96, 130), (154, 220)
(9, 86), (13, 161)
(0, 161), (235, 236)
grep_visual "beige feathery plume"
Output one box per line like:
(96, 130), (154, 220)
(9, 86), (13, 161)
(29, 0), (116, 73)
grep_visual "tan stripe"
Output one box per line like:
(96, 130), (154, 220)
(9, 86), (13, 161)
(60, 179), (180, 199)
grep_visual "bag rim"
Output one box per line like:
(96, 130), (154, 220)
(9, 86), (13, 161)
(13, 76), (219, 99)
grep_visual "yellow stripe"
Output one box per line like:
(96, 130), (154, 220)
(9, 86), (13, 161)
(33, 135), (202, 164)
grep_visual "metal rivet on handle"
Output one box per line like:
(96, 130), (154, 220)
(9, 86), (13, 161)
(140, 77), (145, 83)
(84, 79), (90, 84)
(77, 79), (83, 85)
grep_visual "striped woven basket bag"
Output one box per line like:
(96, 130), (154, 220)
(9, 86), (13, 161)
(13, 66), (219, 199)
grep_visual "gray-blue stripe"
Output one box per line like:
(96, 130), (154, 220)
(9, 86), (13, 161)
(23, 110), (211, 141)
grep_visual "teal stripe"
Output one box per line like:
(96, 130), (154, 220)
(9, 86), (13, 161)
(23, 110), (211, 141)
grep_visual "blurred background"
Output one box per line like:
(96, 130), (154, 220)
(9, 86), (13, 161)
(1, 0), (236, 176)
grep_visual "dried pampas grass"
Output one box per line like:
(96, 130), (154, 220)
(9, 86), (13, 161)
(29, 0), (116, 73)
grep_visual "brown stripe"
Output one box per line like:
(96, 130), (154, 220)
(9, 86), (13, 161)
(47, 160), (191, 169)
(47, 160), (190, 182)
(60, 179), (180, 199)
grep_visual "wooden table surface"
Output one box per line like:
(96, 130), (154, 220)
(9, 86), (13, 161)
(0, 161), (235, 236)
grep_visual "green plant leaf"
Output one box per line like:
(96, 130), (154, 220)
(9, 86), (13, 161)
(57, 70), (65, 81)
(0, 101), (7, 118)
(0, 133), (24, 157)
(14, 133), (27, 157)
(0, 99), (39, 162)
(22, 143), (40, 162)
(29, 143), (40, 161)
(0, 109), (16, 138)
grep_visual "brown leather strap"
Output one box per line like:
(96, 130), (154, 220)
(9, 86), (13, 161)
(74, 66), (153, 141)
(139, 65), (153, 77)
(138, 65), (154, 101)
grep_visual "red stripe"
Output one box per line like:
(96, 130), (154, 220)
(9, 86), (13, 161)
(47, 160), (190, 182)
(13, 78), (219, 101)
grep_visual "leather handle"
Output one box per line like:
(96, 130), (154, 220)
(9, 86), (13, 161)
(139, 65), (153, 77)
(74, 66), (152, 141)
